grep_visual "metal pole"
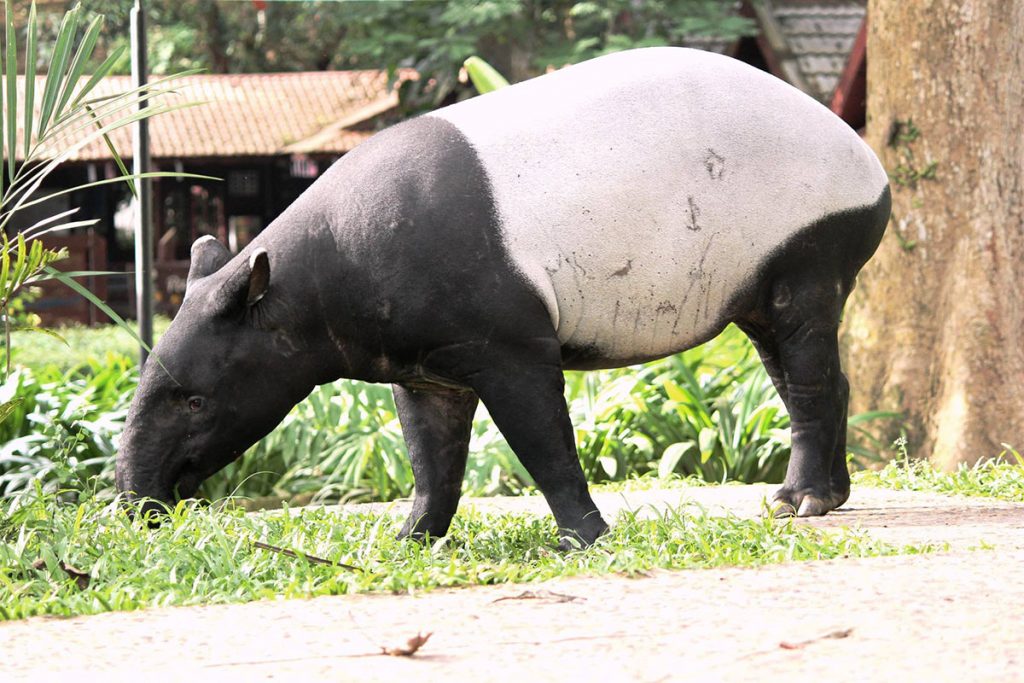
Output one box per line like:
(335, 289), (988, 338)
(131, 0), (153, 366)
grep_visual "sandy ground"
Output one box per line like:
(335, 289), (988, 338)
(2, 485), (1022, 682)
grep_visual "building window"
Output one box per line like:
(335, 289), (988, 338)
(228, 215), (261, 253)
(227, 169), (260, 197)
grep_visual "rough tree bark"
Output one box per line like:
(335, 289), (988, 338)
(842, 1), (1024, 467)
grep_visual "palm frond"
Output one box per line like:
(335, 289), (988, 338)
(0, 1), (205, 379)
(22, 2), (36, 160)
(4, 0), (18, 184)
(36, 4), (80, 140)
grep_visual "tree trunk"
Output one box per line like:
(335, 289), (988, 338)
(201, 2), (231, 74)
(843, 1), (1024, 468)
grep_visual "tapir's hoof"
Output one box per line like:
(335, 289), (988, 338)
(829, 486), (851, 510)
(768, 487), (839, 519)
(767, 499), (797, 518)
(397, 515), (453, 544)
(397, 529), (427, 543)
(796, 495), (832, 517)
(557, 516), (610, 551)
(397, 526), (453, 544)
(123, 498), (170, 528)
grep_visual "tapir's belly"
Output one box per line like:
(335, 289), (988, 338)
(430, 48), (888, 361)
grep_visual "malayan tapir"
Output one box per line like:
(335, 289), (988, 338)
(116, 47), (890, 548)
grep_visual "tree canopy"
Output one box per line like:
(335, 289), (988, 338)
(36, 1), (753, 110)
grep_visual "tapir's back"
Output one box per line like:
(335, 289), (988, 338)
(429, 47), (888, 363)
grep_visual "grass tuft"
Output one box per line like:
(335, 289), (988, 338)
(854, 444), (1024, 503)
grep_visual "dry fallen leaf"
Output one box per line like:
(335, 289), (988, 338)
(380, 631), (433, 657)
(59, 562), (91, 591)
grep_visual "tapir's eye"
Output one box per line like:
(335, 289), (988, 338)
(187, 396), (205, 413)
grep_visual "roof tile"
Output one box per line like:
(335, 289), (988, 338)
(771, 0), (866, 102)
(15, 69), (406, 162)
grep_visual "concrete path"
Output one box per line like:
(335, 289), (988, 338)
(2, 485), (1023, 682)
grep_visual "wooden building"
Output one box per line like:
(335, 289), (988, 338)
(739, 0), (868, 129)
(688, 0), (868, 128)
(16, 69), (405, 323)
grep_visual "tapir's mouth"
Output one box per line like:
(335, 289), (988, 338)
(122, 475), (201, 527)
(119, 494), (173, 527)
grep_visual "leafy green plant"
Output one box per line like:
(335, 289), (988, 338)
(0, 0), (205, 382)
(0, 233), (68, 374)
(565, 326), (792, 484)
(464, 55), (510, 94)
(0, 356), (136, 500)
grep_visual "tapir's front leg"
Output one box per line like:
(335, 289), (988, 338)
(468, 358), (609, 550)
(394, 385), (478, 540)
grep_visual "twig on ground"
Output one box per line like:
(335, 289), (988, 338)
(347, 609), (435, 658)
(492, 589), (585, 604)
(251, 540), (362, 572)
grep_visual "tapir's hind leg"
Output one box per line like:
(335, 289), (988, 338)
(740, 270), (851, 518)
(467, 352), (609, 550)
(740, 191), (888, 515)
(394, 385), (478, 540)
(829, 374), (852, 508)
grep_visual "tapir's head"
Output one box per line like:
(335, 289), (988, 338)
(116, 236), (314, 510)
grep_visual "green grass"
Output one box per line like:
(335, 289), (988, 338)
(591, 473), (714, 492)
(854, 445), (1024, 502)
(0, 489), (928, 621)
(8, 317), (172, 372)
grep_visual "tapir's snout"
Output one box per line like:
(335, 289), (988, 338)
(115, 439), (178, 523)
(115, 437), (210, 525)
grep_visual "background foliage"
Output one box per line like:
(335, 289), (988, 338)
(1, 323), (897, 507)
(26, 0), (753, 111)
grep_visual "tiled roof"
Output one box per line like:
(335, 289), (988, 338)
(16, 69), (406, 162)
(768, 1), (866, 102)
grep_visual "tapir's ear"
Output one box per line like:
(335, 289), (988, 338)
(245, 249), (271, 305)
(215, 247), (271, 314)
(187, 236), (231, 286)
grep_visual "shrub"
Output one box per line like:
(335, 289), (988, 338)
(0, 355), (136, 500)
